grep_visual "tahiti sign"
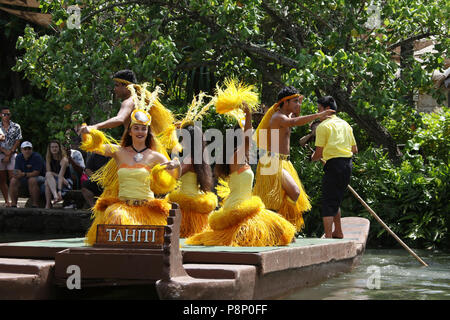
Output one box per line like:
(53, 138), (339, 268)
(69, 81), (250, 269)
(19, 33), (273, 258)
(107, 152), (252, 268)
(95, 225), (165, 247)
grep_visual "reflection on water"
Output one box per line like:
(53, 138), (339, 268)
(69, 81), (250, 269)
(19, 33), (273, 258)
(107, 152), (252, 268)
(283, 249), (450, 300)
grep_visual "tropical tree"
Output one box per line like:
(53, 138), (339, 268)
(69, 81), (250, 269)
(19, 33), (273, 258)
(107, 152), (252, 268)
(13, 0), (449, 162)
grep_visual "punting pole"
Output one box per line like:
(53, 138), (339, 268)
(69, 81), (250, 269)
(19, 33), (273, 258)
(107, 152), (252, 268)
(346, 184), (429, 267)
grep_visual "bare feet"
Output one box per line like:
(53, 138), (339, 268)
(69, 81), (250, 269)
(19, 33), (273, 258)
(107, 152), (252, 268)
(332, 231), (344, 239)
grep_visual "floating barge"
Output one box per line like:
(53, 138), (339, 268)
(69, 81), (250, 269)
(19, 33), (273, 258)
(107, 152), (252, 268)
(0, 204), (369, 299)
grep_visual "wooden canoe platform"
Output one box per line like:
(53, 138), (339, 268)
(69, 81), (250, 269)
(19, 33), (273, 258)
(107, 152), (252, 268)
(0, 205), (370, 300)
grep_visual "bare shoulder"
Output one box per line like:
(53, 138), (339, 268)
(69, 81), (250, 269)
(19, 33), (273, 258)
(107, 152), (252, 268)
(121, 96), (135, 110)
(148, 150), (167, 164)
(270, 111), (287, 128)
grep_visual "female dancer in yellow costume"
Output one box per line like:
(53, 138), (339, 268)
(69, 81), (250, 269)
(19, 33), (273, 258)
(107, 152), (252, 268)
(168, 123), (217, 238)
(185, 103), (295, 246)
(81, 109), (180, 245)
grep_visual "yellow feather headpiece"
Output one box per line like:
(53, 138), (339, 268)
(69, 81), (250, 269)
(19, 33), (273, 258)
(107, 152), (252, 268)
(127, 83), (179, 152)
(127, 83), (161, 112)
(214, 78), (259, 128)
(158, 92), (216, 153)
(179, 92), (216, 129)
(130, 109), (151, 126)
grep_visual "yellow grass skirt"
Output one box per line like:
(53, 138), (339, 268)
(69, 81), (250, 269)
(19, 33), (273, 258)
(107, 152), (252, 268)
(185, 196), (295, 246)
(253, 155), (311, 231)
(168, 191), (218, 238)
(85, 197), (171, 245)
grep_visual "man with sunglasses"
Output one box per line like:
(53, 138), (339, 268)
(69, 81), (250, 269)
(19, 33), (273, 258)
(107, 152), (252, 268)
(0, 106), (22, 207)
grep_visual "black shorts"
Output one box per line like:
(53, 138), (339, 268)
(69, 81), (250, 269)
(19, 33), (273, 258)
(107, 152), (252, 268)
(81, 179), (103, 197)
(321, 157), (352, 217)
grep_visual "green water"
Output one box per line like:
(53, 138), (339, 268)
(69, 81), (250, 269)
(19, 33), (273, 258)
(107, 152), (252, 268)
(1, 233), (449, 300)
(284, 249), (450, 300)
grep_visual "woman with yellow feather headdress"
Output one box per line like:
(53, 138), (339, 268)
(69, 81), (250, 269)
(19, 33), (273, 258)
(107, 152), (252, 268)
(167, 93), (218, 238)
(185, 79), (295, 246)
(80, 82), (180, 200)
(80, 108), (181, 245)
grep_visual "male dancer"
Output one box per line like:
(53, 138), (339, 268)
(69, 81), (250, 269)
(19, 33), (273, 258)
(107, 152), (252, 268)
(81, 69), (137, 134)
(80, 69), (177, 152)
(253, 86), (335, 231)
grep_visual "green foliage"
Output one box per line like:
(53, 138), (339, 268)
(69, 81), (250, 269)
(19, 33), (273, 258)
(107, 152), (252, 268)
(294, 108), (449, 249)
(350, 147), (448, 250)
(8, 95), (54, 154)
(11, 1), (449, 137)
(407, 108), (449, 165)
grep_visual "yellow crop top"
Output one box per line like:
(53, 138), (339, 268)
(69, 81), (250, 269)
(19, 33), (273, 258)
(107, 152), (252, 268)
(223, 167), (254, 210)
(178, 171), (202, 197)
(117, 165), (154, 200)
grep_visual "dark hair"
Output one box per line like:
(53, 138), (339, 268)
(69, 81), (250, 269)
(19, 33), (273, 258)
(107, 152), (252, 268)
(317, 96), (338, 111)
(121, 124), (154, 149)
(277, 86), (299, 109)
(182, 124), (213, 192)
(214, 125), (242, 179)
(0, 105), (10, 112)
(113, 69), (137, 84)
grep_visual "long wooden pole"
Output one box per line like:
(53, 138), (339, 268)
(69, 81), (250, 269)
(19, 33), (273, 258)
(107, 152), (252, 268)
(346, 184), (429, 267)
(308, 146), (429, 267)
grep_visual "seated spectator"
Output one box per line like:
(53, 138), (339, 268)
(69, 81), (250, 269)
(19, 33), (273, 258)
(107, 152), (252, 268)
(9, 141), (45, 207)
(62, 146), (85, 209)
(66, 145), (85, 189)
(65, 112), (86, 189)
(43, 140), (73, 208)
(81, 153), (110, 207)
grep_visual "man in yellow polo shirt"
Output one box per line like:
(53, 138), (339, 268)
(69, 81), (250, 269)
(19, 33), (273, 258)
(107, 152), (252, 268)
(311, 96), (358, 238)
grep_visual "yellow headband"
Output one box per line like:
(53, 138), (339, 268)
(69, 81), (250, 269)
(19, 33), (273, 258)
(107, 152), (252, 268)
(113, 78), (133, 85)
(130, 109), (152, 126)
(276, 94), (300, 108)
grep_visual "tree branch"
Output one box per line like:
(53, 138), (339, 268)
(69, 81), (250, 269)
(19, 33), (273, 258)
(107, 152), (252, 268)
(296, 2), (333, 31)
(80, 0), (145, 23)
(387, 33), (432, 51)
(162, 1), (299, 69)
(260, 2), (304, 51)
(235, 41), (298, 68)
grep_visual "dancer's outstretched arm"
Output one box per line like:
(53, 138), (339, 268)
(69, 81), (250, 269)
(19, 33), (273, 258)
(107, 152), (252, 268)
(277, 109), (335, 128)
(80, 98), (134, 133)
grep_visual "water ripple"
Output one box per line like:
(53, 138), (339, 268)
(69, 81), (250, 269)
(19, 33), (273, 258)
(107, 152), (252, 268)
(284, 249), (450, 300)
